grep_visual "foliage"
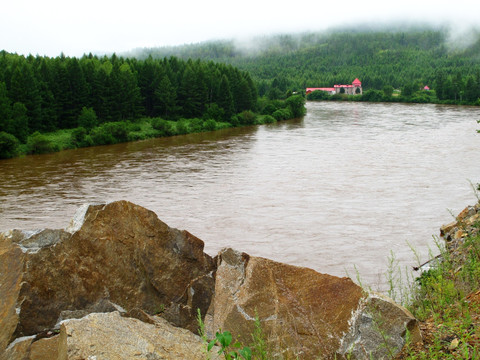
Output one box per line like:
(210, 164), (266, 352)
(261, 115), (276, 124)
(236, 110), (257, 126)
(392, 211), (480, 359)
(0, 51), (257, 146)
(133, 28), (480, 105)
(70, 127), (92, 148)
(26, 131), (58, 154)
(207, 331), (252, 360)
(197, 309), (269, 360)
(151, 118), (177, 136)
(0, 131), (19, 159)
(307, 90), (330, 101)
(89, 122), (128, 145)
(285, 95), (306, 118)
(78, 106), (98, 130)
(272, 108), (292, 121)
(203, 118), (218, 131)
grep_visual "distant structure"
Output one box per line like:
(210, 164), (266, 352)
(306, 78), (362, 96)
(424, 86), (430, 91)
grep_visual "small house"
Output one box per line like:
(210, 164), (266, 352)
(306, 79), (362, 96)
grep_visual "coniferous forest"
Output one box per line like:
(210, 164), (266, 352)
(130, 28), (480, 103)
(0, 53), (307, 158)
(0, 53), (256, 138)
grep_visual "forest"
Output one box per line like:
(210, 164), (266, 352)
(0, 52), (307, 159)
(2, 27), (480, 159)
(130, 27), (480, 103)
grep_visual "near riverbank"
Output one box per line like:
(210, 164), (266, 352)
(0, 95), (306, 160)
(397, 194), (480, 359)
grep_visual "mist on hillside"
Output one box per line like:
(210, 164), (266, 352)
(122, 22), (480, 61)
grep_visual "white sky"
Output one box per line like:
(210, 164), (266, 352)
(1, 0), (479, 57)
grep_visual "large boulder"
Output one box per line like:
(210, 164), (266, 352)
(206, 248), (421, 360)
(1, 200), (215, 348)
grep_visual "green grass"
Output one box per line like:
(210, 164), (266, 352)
(395, 205), (480, 359)
(10, 114), (289, 159)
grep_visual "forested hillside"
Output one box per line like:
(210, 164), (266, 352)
(127, 28), (480, 101)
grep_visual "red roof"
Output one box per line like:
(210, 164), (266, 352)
(352, 78), (362, 86)
(424, 86), (430, 90)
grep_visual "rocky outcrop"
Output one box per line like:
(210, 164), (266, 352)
(1, 200), (422, 359)
(206, 248), (421, 360)
(338, 292), (422, 359)
(441, 203), (480, 244)
(0, 200), (215, 348)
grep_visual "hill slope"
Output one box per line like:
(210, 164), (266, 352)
(125, 27), (480, 97)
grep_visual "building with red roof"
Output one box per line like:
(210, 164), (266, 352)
(306, 79), (362, 96)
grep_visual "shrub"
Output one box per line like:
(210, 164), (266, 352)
(307, 90), (330, 101)
(361, 90), (384, 102)
(203, 119), (217, 131)
(27, 131), (58, 154)
(272, 108), (292, 121)
(262, 115), (276, 124)
(90, 122), (128, 145)
(90, 126), (116, 145)
(189, 118), (204, 133)
(70, 127), (90, 148)
(176, 119), (189, 135)
(238, 110), (257, 125)
(285, 95), (306, 118)
(261, 103), (278, 115)
(151, 118), (176, 137)
(230, 115), (240, 127)
(0, 131), (19, 159)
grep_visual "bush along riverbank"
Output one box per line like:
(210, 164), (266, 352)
(392, 193), (480, 359)
(0, 94), (305, 159)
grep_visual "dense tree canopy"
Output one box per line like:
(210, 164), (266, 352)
(130, 28), (480, 103)
(0, 51), (257, 143)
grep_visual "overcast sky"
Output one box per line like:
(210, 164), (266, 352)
(1, 0), (478, 58)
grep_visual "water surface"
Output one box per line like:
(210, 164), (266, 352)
(1, 101), (479, 290)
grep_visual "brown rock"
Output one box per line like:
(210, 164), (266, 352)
(0, 233), (24, 353)
(207, 248), (365, 359)
(9, 200), (215, 338)
(338, 292), (422, 359)
(58, 311), (222, 360)
(207, 248), (420, 360)
(465, 213), (480, 226)
(440, 221), (457, 237)
(0, 335), (59, 360)
(457, 206), (476, 221)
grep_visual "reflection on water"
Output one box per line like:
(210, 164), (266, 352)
(1, 102), (480, 290)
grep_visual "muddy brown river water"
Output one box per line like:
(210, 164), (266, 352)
(1, 101), (480, 291)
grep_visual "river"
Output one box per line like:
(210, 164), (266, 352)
(1, 101), (479, 291)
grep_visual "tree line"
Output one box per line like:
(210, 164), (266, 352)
(0, 52), (258, 145)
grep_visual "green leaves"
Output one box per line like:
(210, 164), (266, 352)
(207, 331), (252, 360)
